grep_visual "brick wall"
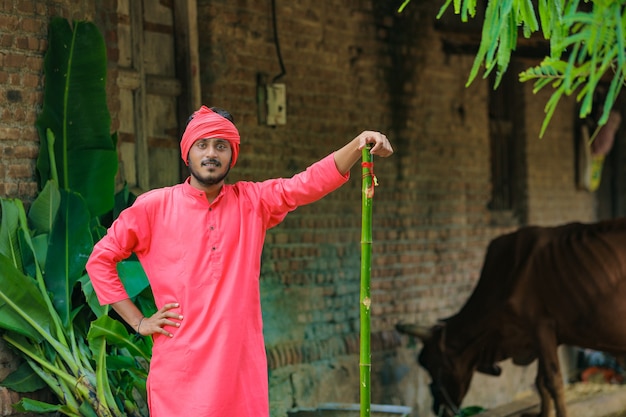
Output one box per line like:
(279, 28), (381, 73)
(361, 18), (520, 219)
(0, 1), (608, 417)
(523, 83), (596, 224)
(1, 2), (47, 203)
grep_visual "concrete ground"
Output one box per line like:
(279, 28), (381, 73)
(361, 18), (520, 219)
(477, 383), (626, 417)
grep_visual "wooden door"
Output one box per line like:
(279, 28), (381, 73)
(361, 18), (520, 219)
(116, 0), (200, 193)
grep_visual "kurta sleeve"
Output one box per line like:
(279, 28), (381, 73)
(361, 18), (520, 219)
(86, 199), (152, 305)
(256, 153), (349, 228)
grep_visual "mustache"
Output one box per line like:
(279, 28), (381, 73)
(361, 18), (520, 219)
(200, 158), (221, 167)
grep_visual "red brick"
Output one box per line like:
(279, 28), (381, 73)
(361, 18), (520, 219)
(18, 181), (38, 196)
(16, 0), (36, 14)
(4, 53), (26, 68)
(15, 36), (29, 49)
(20, 17), (44, 33)
(0, 127), (21, 140)
(0, 34), (13, 47)
(3, 182), (18, 197)
(22, 72), (40, 88)
(0, 15), (18, 31)
(8, 164), (32, 179)
(25, 56), (43, 71)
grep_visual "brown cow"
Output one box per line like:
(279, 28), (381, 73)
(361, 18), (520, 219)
(397, 218), (626, 417)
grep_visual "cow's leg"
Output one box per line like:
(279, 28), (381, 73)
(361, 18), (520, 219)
(535, 321), (568, 417)
(520, 371), (550, 417)
(535, 367), (552, 417)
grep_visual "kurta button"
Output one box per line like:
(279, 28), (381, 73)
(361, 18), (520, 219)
(212, 247), (216, 251)
(210, 226), (215, 230)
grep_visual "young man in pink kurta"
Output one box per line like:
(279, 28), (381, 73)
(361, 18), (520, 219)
(86, 106), (393, 417)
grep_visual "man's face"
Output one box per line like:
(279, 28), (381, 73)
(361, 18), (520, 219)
(188, 138), (232, 187)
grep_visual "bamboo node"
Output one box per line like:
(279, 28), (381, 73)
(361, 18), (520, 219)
(361, 161), (378, 197)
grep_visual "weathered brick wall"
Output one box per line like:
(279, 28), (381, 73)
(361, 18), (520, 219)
(1, 2), (47, 203)
(0, 1), (606, 417)
(523, 83), (596, 224)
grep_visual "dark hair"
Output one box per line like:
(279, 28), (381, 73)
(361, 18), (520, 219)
(186, 107), (235, 125)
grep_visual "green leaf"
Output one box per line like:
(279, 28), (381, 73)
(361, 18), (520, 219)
(88, 316), (151, 360)
(117, 260), (150, 298)
(436, 0), (454, 19)
(78, 401), (99, 417)
(0, 199), (23, 272)
(79, 258), (151, 322)
(519, 0), (539, 35)
(0, 254), (53, 341)
(541, 88), (564, 137)
(78, 273), (107, 318)
(28, 233), (49, 275)
(113, 181), (136, 221)
(0, 362), (47, 393)
(28, 180), (61, 235)
(456, 405), (487, 416)
(12, 398), (71, 414)
(45, 189), (93, 327)
(35, 18), (118, 217)
(92, 335), (122, 415)
(13, 395), (83, 417)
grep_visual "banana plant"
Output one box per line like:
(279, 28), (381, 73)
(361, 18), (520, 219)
(0, 17), (154, 416)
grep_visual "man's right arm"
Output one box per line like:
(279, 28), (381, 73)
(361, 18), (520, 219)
(86, 204), (182, 337)
(86, 233), (134, 305)
(111, 299), (182, 337)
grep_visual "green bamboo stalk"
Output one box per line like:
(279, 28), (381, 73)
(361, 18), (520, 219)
(360, 146), (374, 417)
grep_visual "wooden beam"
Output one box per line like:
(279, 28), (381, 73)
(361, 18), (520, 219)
(173, 0), (201, 177)
(118, 70), (182, 96)
(131, 0), (150, 191)
(173, 0), (201, 112)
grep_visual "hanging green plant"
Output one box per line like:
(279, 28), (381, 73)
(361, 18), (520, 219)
(399, 0), (626, 137)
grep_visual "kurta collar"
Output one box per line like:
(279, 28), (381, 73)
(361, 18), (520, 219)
(181, 177), (226, 205)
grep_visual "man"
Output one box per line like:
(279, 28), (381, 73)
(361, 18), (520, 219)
(86, 105), (393, 416)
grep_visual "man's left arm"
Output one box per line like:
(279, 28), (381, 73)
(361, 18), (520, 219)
(333, 131), (393, 175)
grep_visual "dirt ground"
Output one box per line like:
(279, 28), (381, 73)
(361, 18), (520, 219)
(498, 381), (626, 417)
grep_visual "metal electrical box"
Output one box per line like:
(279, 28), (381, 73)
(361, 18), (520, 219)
(266, 83), (286, 126)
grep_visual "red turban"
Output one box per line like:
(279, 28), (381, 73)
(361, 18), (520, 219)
(180, 106), (241, 167)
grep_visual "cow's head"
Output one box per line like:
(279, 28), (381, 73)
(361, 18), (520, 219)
(396, 322), (476, 417)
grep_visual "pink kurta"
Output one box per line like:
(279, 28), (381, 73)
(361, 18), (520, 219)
(86, 154), (348, 416)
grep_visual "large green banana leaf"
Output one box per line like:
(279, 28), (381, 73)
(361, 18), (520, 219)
(0, 254), (53, 341)
(0, 362), (47, 393)
(88, 316), (151, 361)
(35, 18), (118, 217)
(28, 180), (61, 235)
(45, 189), (93, 327)
(17, 181), (62, 278)
(0, 199), (23, 272)
(80, 259), (152, 319)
